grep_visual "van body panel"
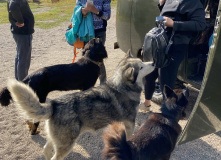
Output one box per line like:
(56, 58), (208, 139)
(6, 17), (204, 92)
(178, 7), (221, 143)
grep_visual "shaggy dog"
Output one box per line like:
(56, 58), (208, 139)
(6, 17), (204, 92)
(0, 38), (107, 134)
(102, 85), (189, 160)
(7, 51), (154, 160)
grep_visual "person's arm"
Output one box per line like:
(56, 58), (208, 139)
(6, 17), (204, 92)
(86, 2), (99, 15)
(171, 1), (206, 32)
(8, 0), (24, 27)
(82, 7), (89, 16)
(76, 0), (89, 16)
(97, 0), (111, 20)
(173, 8), (206, 32)
(86, 0), (111, 20)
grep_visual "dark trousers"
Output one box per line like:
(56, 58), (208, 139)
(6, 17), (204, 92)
(95, 31), (106, 45)
(144, 44), (188, 100)
(13, 34), (32, 81)
(83, 31), (107, 84)
(95, 31), (107, 84)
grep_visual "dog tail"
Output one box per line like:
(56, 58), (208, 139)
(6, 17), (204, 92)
(7, 79), (52, 121)
(0, 87), (12, 106)
(102, 122), (133, 160)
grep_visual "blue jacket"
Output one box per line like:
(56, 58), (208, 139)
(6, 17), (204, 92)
(65, 6), (95, 45)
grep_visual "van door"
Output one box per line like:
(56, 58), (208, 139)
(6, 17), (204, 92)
(130, 0), (159, 56)
(178, 1), (221, 144)
(116, 0), (133, 53)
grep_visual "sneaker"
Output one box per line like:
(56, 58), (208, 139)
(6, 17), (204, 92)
(139, 103), (151, 112)
(151, 90), (163, 105)
(151, 82), (163, 105)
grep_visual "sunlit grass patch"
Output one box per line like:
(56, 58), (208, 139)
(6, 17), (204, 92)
(0, 2), (8, 24)
(0, 0), (117, 28)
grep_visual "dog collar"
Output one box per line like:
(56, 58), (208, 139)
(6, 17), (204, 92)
(84, 57), (103, 67)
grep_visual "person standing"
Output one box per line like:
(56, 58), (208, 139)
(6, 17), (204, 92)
(76, 0), (111, 84)
(7, 0), (35, 81)
(77, 0), (111, 45)
(141, 0), (206, 109)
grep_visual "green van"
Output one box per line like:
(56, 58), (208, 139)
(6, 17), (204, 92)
(115, 0), (221, 144)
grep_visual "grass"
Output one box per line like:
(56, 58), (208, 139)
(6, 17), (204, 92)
(0, 0), (8, 24)
(0, 0), (117, 29)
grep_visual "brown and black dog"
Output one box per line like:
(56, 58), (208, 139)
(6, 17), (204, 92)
(0, 38), (107, 135)
(102, 85), (189, 160)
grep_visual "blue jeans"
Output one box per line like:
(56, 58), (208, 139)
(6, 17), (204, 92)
(13, 34), (32, 81)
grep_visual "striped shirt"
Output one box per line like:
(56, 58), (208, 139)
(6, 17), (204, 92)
(76, 0), (111, 32)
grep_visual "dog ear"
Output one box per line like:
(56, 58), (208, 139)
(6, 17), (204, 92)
(126, 49), (133, 58)
(164, 85), (174, 98)
(125, 67), (138, 83)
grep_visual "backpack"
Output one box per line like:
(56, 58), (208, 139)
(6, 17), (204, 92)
(142, 19), (174, 68)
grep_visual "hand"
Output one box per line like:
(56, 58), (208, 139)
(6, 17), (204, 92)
(159, 0), (166, 6)
(82, 7), (89, 16)
(16, 22), (24, 27)
(86, 2), (99, 14)
(164, 17), (174, 27)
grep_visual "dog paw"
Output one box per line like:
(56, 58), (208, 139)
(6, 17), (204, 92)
(25, 121), (40, 135)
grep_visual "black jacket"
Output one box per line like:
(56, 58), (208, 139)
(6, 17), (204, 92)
(7, 0), (34, 35)
(159, 0), (206, 44)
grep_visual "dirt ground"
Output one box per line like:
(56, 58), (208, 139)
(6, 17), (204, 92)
(0, 7), (221, 160)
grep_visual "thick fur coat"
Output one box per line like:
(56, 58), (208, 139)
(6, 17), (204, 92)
(102, 86), (189, 160)
(0, 38), (107, 134)
(8, 51), (154, 160)
(0, 38), (107, 106)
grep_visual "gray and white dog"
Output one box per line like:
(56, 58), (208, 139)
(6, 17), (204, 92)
(7, 50), (154, 160)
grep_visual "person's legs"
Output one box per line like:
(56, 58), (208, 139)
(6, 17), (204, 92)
(143, 68), (158, 107)
(158, 44), (188, 98)
(15, 47), (19, 80)
(95, 31), (107, 84)
(95, 31), (106, 45)
(13, 34), (32, 81)
(142, 44), (188, 108)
